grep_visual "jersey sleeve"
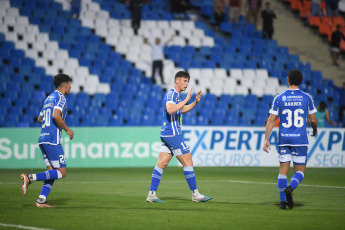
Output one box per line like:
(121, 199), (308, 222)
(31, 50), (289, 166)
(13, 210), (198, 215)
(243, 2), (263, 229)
(307, 94), (317, 114)
(269, 95), (279, 115)
(54, 95), (66, 111)
(166, 91), (176, 105)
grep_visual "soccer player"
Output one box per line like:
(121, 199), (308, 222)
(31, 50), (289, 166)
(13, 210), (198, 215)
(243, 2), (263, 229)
(263, 69), (318, 210)
(146, 71), (213, 203)
(20, 74), (74, 208)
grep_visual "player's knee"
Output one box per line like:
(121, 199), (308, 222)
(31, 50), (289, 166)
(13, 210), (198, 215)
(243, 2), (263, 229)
(157, 162), (168, 169)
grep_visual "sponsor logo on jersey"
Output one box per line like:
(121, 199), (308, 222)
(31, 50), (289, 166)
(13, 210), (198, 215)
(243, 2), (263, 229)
(284, 102), (302, 106)
(43, 103), (54, 109)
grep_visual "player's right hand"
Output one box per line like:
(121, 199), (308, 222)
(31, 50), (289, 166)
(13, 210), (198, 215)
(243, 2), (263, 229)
(186, 88), (192, 101)
(263, 139), (271, 153)
(67, 129), (74, 140)
(310, 128), (317, 137)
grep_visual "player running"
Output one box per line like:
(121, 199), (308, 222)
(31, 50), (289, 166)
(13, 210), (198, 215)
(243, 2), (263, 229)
(264, 69), (317, 210)
(146, 71), (212, 203)
(20, 74), (74, 208)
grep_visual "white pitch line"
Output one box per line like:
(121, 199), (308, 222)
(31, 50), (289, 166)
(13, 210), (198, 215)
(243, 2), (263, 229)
(0, 223), (53, 230)
(1, 180), (344, 189)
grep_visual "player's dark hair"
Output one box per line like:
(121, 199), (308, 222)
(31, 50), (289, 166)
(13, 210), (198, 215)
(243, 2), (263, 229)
(288, 69), (303, 86)
(175, 71), (190, 81)
(53, 74), (72, 88)
(318, 101), (327, 111)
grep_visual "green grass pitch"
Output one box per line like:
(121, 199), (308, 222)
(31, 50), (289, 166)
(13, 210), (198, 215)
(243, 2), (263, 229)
(0, 167), (345, 230)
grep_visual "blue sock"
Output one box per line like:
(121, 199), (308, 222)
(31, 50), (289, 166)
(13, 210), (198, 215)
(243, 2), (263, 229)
(31, 170), (62, 181)
(278, 174), (287, 202)
(289, 171), (304, 190)
(39, 180), (55, 199)
(184, 166), (197, 191)
(149, 165), (163, 191)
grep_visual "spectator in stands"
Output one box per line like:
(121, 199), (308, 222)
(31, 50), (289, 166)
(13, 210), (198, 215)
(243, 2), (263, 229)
(327, 81), (345, 127)
(127, 0), (143, 35)
(311, 0), (323, 18)
(170, 0), (191, 19)
(315, 101), (337, 127)
(330, 25), (345, 67)
(69, 0), (81, 18)
(214, 0), (226, 30)
(326, 0), (340, 16)
(246, 0), (262, 29)
(261, 2), (276, 39)
(229, 0), (241, 23)
(144, 36), (174, 84)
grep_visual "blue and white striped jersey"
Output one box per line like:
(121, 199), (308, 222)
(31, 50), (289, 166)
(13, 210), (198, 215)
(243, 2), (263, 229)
(160, 88), (182, 136)
(38, 90), (67, 145)
(269, 89), (317, 146)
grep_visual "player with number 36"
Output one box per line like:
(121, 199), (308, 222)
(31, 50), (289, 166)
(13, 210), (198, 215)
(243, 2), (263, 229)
(264, 69), (318, 210)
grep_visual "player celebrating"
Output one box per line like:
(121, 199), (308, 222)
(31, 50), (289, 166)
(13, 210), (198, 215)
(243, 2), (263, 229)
(20, 74), (74, 208)
(146, 71), (212, 203)
(264, 69), (317, 210)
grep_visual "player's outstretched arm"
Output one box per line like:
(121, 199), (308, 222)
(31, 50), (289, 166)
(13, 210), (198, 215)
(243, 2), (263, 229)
(308, 113), (318, 136)
(264, 114), (277, 153)
(166, 88), (192, 115)
(52, 109), (74, 140)
(181, 90), (202, 114)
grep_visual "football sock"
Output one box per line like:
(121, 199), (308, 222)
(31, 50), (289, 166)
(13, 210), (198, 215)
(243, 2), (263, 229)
(289, 171), (304, 190)
(38, 180), (55, 203)
(278, 174), (287, 202)
(183, 166), (197, 191)
(29, 170), (62, 181)
(149, 165), (164, 192)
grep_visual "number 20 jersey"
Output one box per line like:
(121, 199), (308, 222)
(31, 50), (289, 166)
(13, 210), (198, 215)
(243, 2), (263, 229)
(269, 89), (317, 146)
(38, 90), (67, 145)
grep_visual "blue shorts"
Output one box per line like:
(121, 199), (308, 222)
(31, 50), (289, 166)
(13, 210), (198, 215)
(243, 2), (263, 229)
(160, 135), (190, 156)
(278, 146), (308, 165)
(39, 144), (66, 168)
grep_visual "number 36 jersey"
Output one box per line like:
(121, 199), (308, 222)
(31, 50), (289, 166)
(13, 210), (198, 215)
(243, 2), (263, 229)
(269, 89), (317, 146)
(38, 90), (67, 145)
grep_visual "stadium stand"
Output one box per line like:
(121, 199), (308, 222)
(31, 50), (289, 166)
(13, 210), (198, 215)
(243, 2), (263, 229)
(282, 0), (345, 50)
(0, 0), (341, 127)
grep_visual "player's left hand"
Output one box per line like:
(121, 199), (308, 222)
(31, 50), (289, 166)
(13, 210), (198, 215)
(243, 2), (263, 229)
(263, 139), (271, 153)
(195, 90), (202, 104)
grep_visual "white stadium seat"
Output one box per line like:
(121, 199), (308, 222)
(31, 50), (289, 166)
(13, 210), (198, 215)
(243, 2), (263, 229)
(192, 29), (205, 38)
(188, 37), (201, 47)
(6, 8), (19, 17)
(170, 21), (183, 30)
(230, 69), (243, 79)
(214, 68), (228, 79)
(251, 87), (264, 97)
(157, 21), (169, 29)
(76, 67), (90, 77)
(97, 83), (111, 94)
(16, 16), (29, 26)
(202, 37), (215, 46)
(81, 18), (94, 28)
(46, 42), (59, 51)
(183, 21), (195, 30)
(66, 58), (79, 68)
(243, 69), (256, 80)
(256, 69), (269, 79)
(26, 25), (39, 34)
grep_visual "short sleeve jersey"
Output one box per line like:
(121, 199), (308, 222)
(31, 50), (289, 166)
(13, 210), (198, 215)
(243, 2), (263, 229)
(160, 88), (182, 136)
(269, 89), (317, 146)
(38, 90), (67, 145)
